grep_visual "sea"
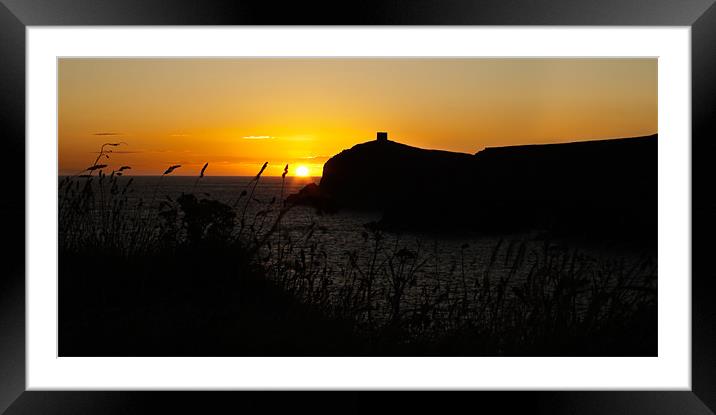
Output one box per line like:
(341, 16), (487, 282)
(60, 175), (656, 318)
(62, 175), (541, 268)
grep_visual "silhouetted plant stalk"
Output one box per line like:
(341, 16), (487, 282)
(135, 164), (181, 247)
(91, 142), (127, 169)
(278, 164), (289, 263)
(192, 162), (208, 192)
(237, 161), (268, 237)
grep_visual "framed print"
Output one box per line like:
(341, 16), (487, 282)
(1, 0), (715, 413)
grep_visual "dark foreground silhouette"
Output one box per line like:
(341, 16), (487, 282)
(59, 136), (657, 356)
(60, 248), (361, 356)
(60, 242), (656, 356)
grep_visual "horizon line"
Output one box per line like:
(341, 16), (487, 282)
(58, 133), (657, 177)
(57, 174), (323, 178)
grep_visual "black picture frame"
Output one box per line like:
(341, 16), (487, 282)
(1, 1), (714, 413)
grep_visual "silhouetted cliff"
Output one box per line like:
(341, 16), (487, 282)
(288, 135), (657, 243)
(318, 139), (474, 210)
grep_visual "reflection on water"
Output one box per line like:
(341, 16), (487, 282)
(74, 176), (650, 273)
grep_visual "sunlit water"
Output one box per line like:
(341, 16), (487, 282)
(60, 175), (656, 320)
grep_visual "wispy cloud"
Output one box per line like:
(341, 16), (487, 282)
(299, 155), (330, 162)
(242, 135), (275, 140)
(93, 132), (122, 136)
(208, 155), (329, 165)
(169, 133), (191, 137)
(90, 150), (143, 154)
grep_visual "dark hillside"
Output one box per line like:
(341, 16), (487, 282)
(460, 135), (657, 240)
(318, 139), (474, 211)
(291, 134), (656, 244)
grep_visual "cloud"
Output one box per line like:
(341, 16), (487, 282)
(242, 135), (275, 140)
(210, 155), (329, 165)
(216, 155), (270, 163)
(90, 150), (143, 154)
(298, 155), (330, 163)
(93, 132), (122, 136)
(169, 134), (191, 137)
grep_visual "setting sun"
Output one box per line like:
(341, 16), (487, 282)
(295, 165), (310, 177)
(58, 58), (656, 176)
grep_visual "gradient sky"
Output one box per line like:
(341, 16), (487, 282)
(58, 58), (657, 176)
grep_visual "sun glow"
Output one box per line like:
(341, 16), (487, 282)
(58, 59), (657, 176)
(295, 165), (310, 177)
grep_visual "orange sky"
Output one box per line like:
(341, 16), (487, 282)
(58, 58), (657, 176)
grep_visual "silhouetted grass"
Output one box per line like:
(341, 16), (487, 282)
(58, 145), (656, 356)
